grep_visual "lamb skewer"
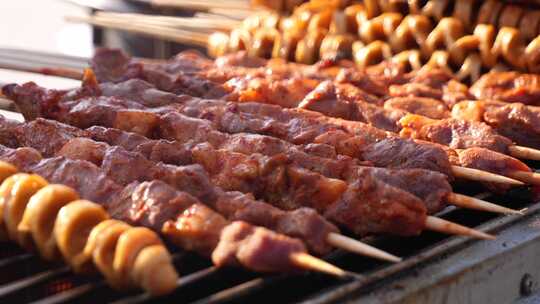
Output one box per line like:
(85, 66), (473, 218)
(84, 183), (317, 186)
(83, 50), (539, 185)
(0, 81), (512, 237)
(0, 115), (405, 262)
(0, 144), (349, 276)
(61, 67), (526, 189)
(3, 76), (522, 211)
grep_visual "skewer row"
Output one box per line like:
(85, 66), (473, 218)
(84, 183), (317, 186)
(0, 161), (179, 295)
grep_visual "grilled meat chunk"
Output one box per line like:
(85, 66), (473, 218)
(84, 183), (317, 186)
(470, 72), (540, 105)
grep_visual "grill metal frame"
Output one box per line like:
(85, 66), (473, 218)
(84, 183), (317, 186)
(0, 50), (540, 304)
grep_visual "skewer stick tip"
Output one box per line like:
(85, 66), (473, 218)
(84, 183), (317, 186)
(509, 145), (540, 161)
(424, 216), (496, 240)
(507, 170), (540, 186)
(289, 252), (350, 278)
(446, 192), (524, 215)
(451, 165), (524, 186)
(326, 233), (402, 263)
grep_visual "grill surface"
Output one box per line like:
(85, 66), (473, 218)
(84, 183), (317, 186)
(1, 50), (540, 304)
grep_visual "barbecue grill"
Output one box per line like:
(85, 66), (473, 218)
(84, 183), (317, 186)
(2, 0), (540, 296)
(0, 51), (537, 304)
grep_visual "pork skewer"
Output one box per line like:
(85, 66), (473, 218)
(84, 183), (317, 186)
(1, 80), (516, 231)
(0, 144), (349, 276)
(3, 48), (539, 165)
(0, 115), (405, 262)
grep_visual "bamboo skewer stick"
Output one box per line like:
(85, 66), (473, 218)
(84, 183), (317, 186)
(424, 216), (496, 240)
(326, 233), (402, 263)
(507, 171), (540, 186)
(151, 0), (254, 11)
(95, 12), (240, 33)
(446, 193), (523, 215)
(65, 16), (209, 47)
(289, 252), (350, 277)
(451, 166), (524, 186)
(508, 145), (540, 161)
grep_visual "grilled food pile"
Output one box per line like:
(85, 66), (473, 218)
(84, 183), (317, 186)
(208, 0), (540, 81)
(2, 0), (540, 298)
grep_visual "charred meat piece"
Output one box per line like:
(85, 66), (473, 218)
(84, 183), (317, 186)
(400, 114), (513, 154)
(470, 72), (540, 105)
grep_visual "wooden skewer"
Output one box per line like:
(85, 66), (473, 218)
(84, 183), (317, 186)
(446, 193), (523, 215)
(289, 252), (349, 277)
(451, 165), (524, 186)
(95, 12), (240, 33)
(326, 233), (401, 263)
(507, 170), (540, 186)
(508, 145), (540, 161)
(65, 16), (210, 47)
(151, 0), (256, 11)
(424, 216), (496, 240)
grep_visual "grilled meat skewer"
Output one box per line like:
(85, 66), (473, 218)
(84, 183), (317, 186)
(0, 163), (179, 295)
(2, 79), (516, 233)
(0, 115), (407, 259)
(52, 68), (526, 189)
(0, 144), (347, 275)
(85, 50), (538, 184)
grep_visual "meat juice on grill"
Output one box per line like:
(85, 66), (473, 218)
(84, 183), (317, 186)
(0, 144), (309, 272)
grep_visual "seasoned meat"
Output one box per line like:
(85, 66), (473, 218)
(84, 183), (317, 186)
(224, 76), (319, 108)
(384, 96), (449, 119)
(470, 72), (540, 105)
(335, 68), (389, 96)
(388, 83), (444, 101)
(484, 103), (540, 149)
(400, 115), (513, 153)
(299, 81), (404, 132)
(362, 137), (454, 177)
(212, 221), (306, 272)
(325, 169), (427, 236)
(118, 180), (200, 232)
(457, 147), (531, 192)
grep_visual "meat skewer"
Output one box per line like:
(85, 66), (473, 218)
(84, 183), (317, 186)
(0, 115), (405, 262)
(3, 74), (522, 210)
(60, 64), (526, 190)
(83, 50), (539, 186)
(0, 81), (506, 239)
(0, 144), (350, 277)
(0, 162), (179, 295)
(0, 109), (497, 242)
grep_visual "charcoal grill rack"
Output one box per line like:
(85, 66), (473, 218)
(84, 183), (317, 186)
(2, 50), (540, 304)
